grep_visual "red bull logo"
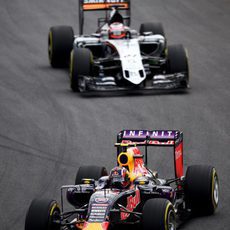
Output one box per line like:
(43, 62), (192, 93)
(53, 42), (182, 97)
(121, 190), (140, 220)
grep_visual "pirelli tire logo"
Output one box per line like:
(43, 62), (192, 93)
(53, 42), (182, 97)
(121, 190), (141, 220)
(84, 0), (126, 3)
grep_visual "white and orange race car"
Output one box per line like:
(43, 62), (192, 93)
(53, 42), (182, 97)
(48, 0), (189, 92)
(25, 130), (219, 230)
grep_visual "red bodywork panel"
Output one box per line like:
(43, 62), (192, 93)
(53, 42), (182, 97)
(120, 189), (140, 220)
(175, 142), (183, 178)
(131, 147), (148, 175)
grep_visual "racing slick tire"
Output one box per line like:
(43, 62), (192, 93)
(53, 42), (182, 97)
(48, 26), (74, 68)
(75, 165), (108, 184)
(143, 198), (176, 230)
(139, 22), (165, 37)
(70, 47), (93, 92)
(167, 44), (189, 87)
(184, 165), (219, 215)
(68, 166), (108, 207)
(25, 199), (61, 230)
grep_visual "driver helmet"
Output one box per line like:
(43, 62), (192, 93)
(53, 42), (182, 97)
(109, 167), (130, 189)
(109, 22), (126, 39)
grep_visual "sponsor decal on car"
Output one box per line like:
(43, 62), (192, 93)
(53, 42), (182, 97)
(95, 198), (109, 203)
(84, 0), (125, 3)
(121, 190), (140, 220)
(82, 0), (129, 10)
(175, 142), (183, 178)
(123, 130), (176, 139)
(150, 140), (175, 145)
(88, 204), (108, 222)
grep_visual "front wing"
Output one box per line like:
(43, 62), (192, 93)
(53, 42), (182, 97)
(78, 72), (189, 93)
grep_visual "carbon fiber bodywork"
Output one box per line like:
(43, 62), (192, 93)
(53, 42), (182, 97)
(77, 72), (189, 92)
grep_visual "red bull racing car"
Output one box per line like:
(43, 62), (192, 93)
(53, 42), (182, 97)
(48, 0), (189, 92)
(25, 130), (219, 230)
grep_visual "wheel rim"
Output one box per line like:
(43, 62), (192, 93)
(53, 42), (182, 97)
(78, 77), (86, 92)
(167, 209), (176, 230)
(213, 174), (219, 206)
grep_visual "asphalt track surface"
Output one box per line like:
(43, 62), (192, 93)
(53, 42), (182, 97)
(0, 0), (230, 229)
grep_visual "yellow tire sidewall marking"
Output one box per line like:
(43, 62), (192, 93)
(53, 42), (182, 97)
(48, 31), (53, 63)
(49, 202), (59, 216)
(211, 168), (218, 208)
(70, 50), (74, 80)
(164, 202), (172, 230)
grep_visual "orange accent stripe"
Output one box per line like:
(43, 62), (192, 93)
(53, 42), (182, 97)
(84, 223), (103, 230)
(83, 222), (109, 230)
(83, 3), (129, 10)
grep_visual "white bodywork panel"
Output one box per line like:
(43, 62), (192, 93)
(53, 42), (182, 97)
(74, 34), (166, 86)
(108, 39), (146, 85)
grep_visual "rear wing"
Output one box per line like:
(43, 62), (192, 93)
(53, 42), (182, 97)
(79, 0), (131, 35)
(116, 130), (184, 178)
(81, 0), (130, 11)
